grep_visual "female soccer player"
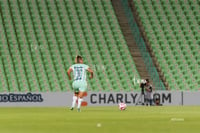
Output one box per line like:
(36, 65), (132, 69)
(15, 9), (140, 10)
(67, 55), (93, 112)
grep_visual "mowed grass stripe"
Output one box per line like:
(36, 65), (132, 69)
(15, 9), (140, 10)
(0, 106), (199, 133)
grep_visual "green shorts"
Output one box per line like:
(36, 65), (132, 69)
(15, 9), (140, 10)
(72, 80), (87, 92)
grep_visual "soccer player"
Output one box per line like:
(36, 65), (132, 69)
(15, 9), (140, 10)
(67, 55), (93, 112)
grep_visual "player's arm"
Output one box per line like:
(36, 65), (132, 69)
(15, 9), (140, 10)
(87, 68), (93, 79)
(67, 68), (73, 80)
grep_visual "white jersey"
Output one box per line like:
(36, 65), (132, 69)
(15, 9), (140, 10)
(70, 64), (89, 82)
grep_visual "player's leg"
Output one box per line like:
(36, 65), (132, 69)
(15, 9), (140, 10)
(70, 81), (79, 110)
(77, 81), (87, 112)
(77, 91), (85, 112)
(70, 90), (79, 110)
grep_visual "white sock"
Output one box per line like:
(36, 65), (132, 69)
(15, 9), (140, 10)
(77, 98), (83, 109)
(71, 96), (78, 108)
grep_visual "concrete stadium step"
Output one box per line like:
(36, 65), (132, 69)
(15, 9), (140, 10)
(112, 0), (152, 83)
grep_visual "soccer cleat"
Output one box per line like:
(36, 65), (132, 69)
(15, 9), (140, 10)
(70, 107), (74, 111)
(77, 108), (81, 112)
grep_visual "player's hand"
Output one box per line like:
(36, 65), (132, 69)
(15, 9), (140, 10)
(87, 68), (93, 79)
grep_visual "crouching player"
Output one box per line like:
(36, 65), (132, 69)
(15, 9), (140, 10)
(67, 55), (93, 112)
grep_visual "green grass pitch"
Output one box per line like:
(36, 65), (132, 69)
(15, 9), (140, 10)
(0, 106), (200, 133)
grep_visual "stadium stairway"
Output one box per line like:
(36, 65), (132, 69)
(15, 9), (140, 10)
(112, 0), (167, 90)
(111, 0), (152, 81)
(128, 0), (168, 89)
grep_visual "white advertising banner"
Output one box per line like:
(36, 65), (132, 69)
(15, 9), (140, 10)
(0, 92), (73, 107)
(0, 91), (199, 107)
(85, 91), (182, 106)
(182, 91), (200, 105)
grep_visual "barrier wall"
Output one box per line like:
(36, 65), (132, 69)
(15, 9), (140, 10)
(0, 91), (200, 107)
